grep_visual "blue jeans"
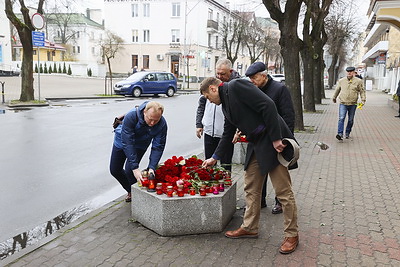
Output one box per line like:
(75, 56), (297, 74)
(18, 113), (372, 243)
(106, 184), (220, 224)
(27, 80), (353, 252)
(110, 145), (145, 193)
(337, 104), (357, 136)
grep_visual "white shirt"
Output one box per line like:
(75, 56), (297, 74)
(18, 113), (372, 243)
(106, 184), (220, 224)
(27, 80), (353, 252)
(201, 100), (225, 138)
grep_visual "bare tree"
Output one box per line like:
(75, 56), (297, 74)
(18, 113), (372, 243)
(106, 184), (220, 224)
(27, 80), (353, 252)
(325, 3), (358, 88)
(301, 0), (333, 111)
(99, 30), (124, 95)
(220, 13), (246, 65)
(5, 0), (45, 101)
(263, 0), (304, 130)
(241, 13), (264, 63)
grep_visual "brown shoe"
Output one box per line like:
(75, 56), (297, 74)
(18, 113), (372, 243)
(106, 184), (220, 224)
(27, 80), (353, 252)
(125, 193), (132, 202)
(225, 228), (258, 239)
(279, 236), (299, 254)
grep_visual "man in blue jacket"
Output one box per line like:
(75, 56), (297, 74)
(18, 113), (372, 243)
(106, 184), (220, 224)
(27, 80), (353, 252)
(110, 101), (167, 202)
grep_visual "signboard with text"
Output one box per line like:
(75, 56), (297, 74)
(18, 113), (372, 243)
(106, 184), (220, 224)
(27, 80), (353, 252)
(32, 31), (45, 47)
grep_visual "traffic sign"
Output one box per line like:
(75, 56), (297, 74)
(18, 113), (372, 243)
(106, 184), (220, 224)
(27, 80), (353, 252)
(32, 31), (45, 47)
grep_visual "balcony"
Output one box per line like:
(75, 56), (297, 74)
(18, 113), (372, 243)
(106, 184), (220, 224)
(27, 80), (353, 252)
(362, 40), (388, 62)
(207, 20), (218, 31)
(169, 43), (180, 48)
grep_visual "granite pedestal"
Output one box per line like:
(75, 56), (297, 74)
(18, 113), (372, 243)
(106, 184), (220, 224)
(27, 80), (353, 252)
(131, 181), (237, 236)
(232, 142), (247, 164)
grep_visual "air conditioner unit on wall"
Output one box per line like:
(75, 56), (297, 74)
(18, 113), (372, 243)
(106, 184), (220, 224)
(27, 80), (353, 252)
(157, 54), (164, 61)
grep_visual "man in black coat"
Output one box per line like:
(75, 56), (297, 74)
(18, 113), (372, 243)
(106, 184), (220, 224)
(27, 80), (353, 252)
(200, 77), (299, 254)
(245, 62), (295, 214)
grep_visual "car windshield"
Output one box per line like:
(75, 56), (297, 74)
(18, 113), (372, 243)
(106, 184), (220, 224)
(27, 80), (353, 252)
(126, 72), (148, 82)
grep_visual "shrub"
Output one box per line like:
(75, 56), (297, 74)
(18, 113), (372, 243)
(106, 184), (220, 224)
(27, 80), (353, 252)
(34, 64), (38, 73)
(63, 62), (67, 73)
(39, 63), (43, 73)
(67, 65), (72, 75)
(87, 68), (92, 77)
(44, 63), (48, 73)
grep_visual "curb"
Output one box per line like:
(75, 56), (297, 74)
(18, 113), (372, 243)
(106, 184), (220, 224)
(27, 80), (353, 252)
(1, 196), (126, 266)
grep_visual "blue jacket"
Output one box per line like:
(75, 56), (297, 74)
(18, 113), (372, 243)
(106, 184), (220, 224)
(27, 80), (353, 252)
(120, 102), (167, 170)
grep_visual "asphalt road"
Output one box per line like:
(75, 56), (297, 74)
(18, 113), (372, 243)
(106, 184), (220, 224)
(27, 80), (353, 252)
(0, 75), (203, 243)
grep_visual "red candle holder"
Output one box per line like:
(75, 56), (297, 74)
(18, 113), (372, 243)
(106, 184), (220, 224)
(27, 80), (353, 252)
(177, 185), (184, 197)
(189, 187), (196, 195)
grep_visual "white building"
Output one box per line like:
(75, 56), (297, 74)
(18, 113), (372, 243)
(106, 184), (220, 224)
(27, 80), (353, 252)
(0, 0), (14, 74)
(45, 10), (106, 76)
(103, 0), (251, 81)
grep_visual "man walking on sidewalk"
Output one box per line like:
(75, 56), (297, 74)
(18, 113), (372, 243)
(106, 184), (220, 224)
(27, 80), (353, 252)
(333, 66), (366, 140)
(200, 77), (299, 254)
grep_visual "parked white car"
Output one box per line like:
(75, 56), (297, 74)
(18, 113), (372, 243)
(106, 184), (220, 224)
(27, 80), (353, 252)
(270, 74), (285, 83)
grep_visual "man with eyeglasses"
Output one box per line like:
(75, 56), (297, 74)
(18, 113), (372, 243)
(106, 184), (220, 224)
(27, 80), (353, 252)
(333, 66), (366, 140)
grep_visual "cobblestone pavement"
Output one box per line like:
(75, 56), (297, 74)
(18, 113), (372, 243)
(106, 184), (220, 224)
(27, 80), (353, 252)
(3, 89), (400, 266)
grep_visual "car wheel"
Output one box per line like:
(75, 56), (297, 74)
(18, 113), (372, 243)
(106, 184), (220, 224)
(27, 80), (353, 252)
(166, 87), (175, 97)
(133, 88), (141, 97)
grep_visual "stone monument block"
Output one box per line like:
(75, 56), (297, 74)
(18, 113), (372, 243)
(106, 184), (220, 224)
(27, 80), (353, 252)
(131, 181), (237, 236)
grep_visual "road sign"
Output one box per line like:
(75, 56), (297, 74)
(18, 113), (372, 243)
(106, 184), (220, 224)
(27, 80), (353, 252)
(31, 13), (45, 30)
(32, 31), (45, 47)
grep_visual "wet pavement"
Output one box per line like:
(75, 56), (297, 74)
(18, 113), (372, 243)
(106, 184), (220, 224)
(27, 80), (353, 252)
(2, 88), (400, 266)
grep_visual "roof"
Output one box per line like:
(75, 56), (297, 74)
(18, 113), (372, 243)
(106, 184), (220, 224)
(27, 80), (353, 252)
(46, 13), (104, 29)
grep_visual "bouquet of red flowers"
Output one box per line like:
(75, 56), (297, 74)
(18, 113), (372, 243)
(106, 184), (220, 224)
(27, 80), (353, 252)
(153, 155), (229, 194)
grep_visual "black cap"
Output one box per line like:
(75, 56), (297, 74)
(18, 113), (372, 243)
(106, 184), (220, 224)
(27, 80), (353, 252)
(346, 66), (355, 72)
(245, 62), (266, 77)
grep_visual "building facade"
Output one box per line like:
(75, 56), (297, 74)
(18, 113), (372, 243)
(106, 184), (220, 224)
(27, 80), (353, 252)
(0, 0), (15, 74)
(103, 0), (252, 83)
(363, 0), (400, 93)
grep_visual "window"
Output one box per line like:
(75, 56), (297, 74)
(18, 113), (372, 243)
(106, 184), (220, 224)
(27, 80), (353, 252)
(77, 46), (80, 53)
(208, 9), (213, 20)
(76, 31), (80, 38)
(143, 55), (149, 69)
(172, 2), (180, 17)
(143, 30), (150, 42)
(132, 30), (139, 42)
(208, 34), (211, 47)
(132, 55), (138, 68)
(52, 51), (56, 56)
(143, 3), (150, 17)
(73, 46), (75, 53)
(216, 12), (220, 23)
(91, 47), (95, 55)
(215, 35), (218, 49)
(171, 29), (180, 43)
(132, 4), (138, 17)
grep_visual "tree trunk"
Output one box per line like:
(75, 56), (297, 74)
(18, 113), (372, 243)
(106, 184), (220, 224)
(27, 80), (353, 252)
(301, 48), (316, 112)
(19, 29), (34, 101)
(328, 54), (338, 89)
(280, 32), (304, 130)
(107, 57), (112, 95)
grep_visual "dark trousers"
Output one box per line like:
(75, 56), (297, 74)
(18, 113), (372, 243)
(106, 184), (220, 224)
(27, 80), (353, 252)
(204, 133), (234, 171)
(109, 145), (140, 193)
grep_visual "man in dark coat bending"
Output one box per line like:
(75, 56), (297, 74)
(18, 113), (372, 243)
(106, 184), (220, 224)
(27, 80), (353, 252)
(200, 77), (299, 254)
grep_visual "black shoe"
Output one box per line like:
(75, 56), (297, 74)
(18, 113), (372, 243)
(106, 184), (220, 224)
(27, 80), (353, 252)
(336, 134), (343, 141)
(272, 203), (283, 214)
(261, 200), (267, 208)
(345, 135), (350, 139)
(395, 115), (400, 118)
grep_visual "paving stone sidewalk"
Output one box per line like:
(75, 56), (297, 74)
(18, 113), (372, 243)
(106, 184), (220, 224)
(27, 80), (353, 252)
(3, 90), (400, 266)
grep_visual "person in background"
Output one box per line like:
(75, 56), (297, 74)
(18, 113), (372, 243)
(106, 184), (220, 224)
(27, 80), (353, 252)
(355, 71), (363, 79)
(200, 77), (299, 254)
(195, 58), (240, 171)
(110, 101), (167, 202)
(333, 66), (366, 140)
(395, 80), (400, 118)
(244, 62), (295, 214)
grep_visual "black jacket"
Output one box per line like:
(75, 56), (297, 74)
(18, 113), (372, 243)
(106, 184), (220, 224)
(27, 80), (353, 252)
(213, 79), (296, 175)
(260, 75), (295, 133)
